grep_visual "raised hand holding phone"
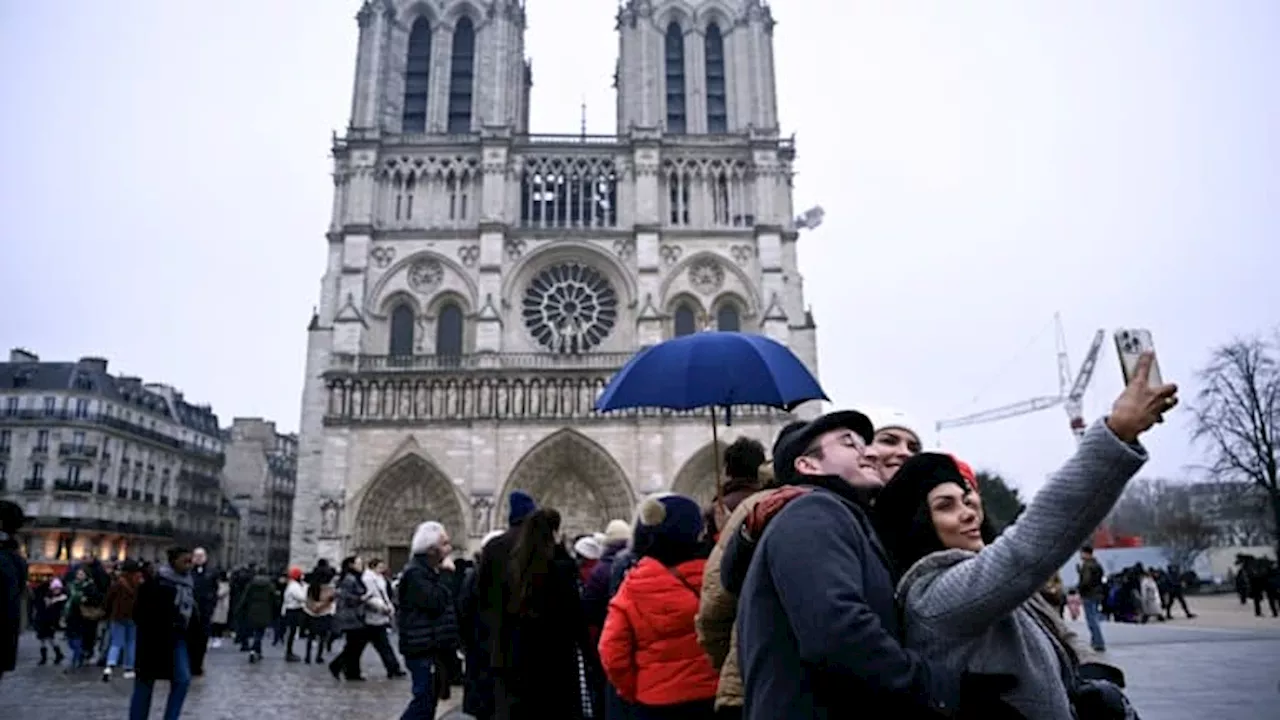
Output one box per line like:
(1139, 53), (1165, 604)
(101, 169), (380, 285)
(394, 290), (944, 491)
(1106, 352), (1178, 443)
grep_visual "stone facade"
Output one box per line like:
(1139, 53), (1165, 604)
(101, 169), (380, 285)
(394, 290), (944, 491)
(0, 349), (228, 566)
(222, 418), (297, 570)
(290, 0), (819, 568)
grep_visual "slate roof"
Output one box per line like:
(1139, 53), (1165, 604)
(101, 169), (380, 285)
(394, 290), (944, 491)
(0, 356), (220, 434)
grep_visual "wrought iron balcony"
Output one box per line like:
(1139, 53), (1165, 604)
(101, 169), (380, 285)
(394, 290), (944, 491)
(53, 479), (94, 493)
(97, 483), (110, 495)
(23, 478), (44, 492)
(178, 470), (220, 489)
(58, 443), (99, 460)
(328, 351), (633, 374)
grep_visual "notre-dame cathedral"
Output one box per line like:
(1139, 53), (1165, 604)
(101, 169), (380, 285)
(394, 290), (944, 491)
(290, 0), (819, 568)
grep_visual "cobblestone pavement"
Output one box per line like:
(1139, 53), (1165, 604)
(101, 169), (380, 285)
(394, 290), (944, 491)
(1070, 619), (1280, 720)
(4, 624), (1278, 720)
(0, 632), (458, 720)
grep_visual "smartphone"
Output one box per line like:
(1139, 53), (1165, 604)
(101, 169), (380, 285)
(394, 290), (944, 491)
(1114, 329), (1163, 387)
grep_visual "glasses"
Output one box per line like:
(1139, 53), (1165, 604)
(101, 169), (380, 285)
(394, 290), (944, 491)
(803, 431), (866, 457)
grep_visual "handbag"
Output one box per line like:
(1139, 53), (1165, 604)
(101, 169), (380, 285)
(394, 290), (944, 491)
(78, 604), (106, 621)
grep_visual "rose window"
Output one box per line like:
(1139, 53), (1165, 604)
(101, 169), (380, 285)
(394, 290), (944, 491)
(522, 263), (618, 353)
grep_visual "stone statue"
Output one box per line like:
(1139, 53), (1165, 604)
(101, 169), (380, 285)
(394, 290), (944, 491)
(321, 501), (340, 537)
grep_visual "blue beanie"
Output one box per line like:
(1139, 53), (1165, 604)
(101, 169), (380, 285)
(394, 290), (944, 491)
(508, 490), (537, 526)
(636, 494), (704, 548)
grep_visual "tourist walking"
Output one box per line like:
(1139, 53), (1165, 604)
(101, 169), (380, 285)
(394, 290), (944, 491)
(103, 560), (143, 681)
(329, 556), (371, 681)
(188, 547), (217, 675)
(361, 558), (405, 677)
(398, 521), (461, 719)
(129, 546), (200, 720)
(303, 561), (336, 664)
(281, 567), (307, 662)
(236, 568), (279, 663)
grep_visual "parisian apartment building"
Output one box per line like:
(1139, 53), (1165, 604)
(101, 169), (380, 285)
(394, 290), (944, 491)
(222, 418), (297, 571)
(0, 348), (239, 573)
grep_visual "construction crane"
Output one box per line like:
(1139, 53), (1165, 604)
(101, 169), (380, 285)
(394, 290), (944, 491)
(936, 314), (1106, 443)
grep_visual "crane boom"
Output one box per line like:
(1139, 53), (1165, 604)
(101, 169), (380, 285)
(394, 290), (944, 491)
(1064, 329), (1107, 438)
(936, 395), (1063, 431)
(1068, 330), (1106, 402)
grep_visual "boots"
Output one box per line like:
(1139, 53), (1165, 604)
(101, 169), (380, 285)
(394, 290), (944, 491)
(53, 646), (65, 665)
(39, 647), (48, 666)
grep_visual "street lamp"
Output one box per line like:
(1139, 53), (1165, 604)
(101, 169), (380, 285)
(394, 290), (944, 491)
(795, 205), (824, 231)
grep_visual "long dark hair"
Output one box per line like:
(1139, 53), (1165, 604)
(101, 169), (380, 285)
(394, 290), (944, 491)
(877, 492), (1002, 578)
(339, 555), (361, 577)
(507, 508), (561, 617)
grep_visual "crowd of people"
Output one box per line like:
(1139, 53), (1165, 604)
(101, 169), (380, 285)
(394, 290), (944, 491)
(0, 352), (1190, 719)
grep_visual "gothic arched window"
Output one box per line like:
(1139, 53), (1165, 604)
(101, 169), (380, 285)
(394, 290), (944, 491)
(389, 303), (415, 356)
(402, 17), (432, 133)
(716, 304), (741, 332)
(665, 22), (686, 133)
(705, 23), (727, 133)
(436, 302), (464, 357)
(448, 17), (476, 134)
(674, 302), (697, 337)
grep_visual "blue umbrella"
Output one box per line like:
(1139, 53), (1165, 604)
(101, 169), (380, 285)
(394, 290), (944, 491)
(595, 331), (828, 414)
(595, 332), (827, 506)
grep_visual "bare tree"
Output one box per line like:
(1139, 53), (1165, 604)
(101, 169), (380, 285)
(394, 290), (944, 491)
(1190, 335), (1280, 555)
(1107, 478), (1216, 567)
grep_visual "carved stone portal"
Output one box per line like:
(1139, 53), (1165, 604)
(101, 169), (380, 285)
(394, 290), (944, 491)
(354, 454), (466, 557)
(670, 441), (726, 508)
(501, 429), (633, 540)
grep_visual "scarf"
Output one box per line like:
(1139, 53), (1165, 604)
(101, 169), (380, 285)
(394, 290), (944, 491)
(158, 563), (196, 627)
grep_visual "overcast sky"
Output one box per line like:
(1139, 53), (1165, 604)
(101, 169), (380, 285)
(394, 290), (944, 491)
(1, 1), (1276, 497)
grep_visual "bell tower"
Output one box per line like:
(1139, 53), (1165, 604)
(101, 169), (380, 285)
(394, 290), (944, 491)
(616, 0), (779, 134)
(348, 0), (532, 134)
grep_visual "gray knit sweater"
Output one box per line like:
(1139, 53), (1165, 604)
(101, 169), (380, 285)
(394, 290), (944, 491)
(896, 419), (1147, 719)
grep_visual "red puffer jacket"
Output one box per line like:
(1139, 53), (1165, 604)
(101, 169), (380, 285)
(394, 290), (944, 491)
(598, 556), (719, 706)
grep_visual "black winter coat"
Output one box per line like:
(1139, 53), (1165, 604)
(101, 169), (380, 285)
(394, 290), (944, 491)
(236, 576), (278, 630)
(190, 564), (218, 627)
(0, 544), (28, 673)
(397, 555), (459, 658)
(722, 474), (958, 720)
(133, 574), (203, 682)
(492, 545), (587, 719)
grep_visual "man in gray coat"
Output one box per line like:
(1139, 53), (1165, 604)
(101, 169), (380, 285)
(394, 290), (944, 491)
(722, 411), (968, 719)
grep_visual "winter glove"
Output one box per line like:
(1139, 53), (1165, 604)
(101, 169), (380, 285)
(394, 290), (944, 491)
(957, 672), (1024, 720)
(742, 486), (812, 541)
(1077, 662), (1126, 688)
(1074, 678), (1139, 720)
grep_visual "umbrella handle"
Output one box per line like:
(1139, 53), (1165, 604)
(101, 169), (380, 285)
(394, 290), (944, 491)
(711, 406), (724, 503)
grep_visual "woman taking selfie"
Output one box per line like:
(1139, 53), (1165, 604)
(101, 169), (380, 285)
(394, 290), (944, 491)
(873, 353), (1175, 719)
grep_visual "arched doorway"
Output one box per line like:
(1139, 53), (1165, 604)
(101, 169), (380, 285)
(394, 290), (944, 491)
(354, 454), (466, 571)
(501, 429), (634, 540)
(670, 441), (726, 508)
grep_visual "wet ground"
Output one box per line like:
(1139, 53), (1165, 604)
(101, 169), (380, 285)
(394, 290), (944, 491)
(3, 600), (1277, 720)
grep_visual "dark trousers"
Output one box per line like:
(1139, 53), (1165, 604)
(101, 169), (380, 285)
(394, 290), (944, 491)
(367, 624), (403, 675)
(188, 623), (210, 674)
(284, 610), (303, 657)
(331, 627), (370, 679)
(401, 655), (438, 720)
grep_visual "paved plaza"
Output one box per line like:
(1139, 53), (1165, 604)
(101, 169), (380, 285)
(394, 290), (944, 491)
(2, 600), (1277, 720)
